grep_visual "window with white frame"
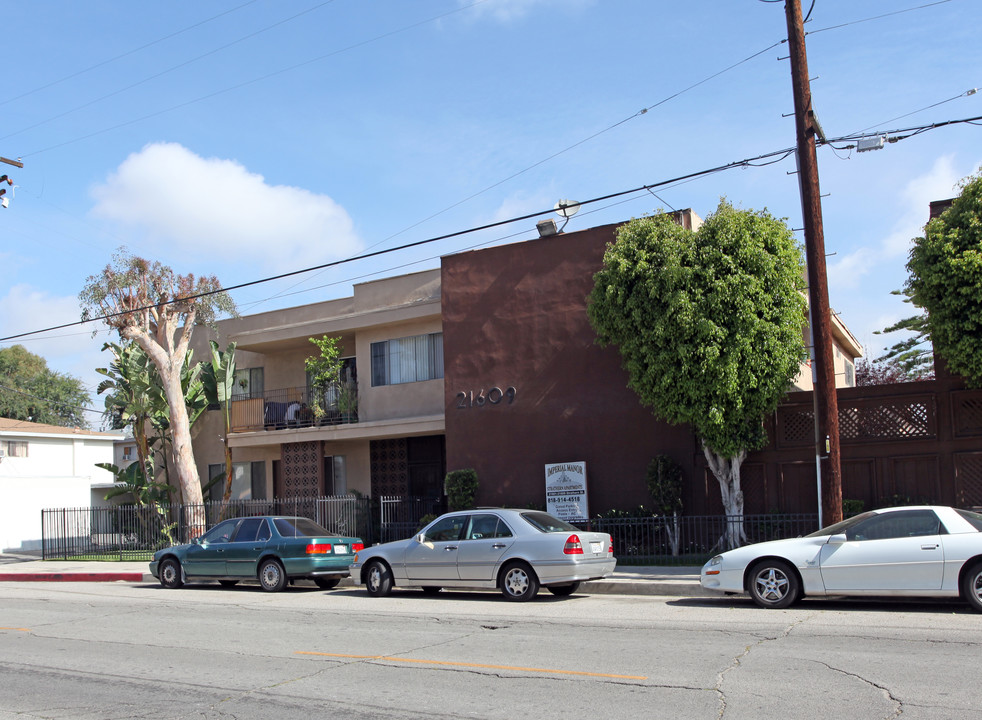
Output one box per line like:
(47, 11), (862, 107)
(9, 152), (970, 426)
(2, 440), (28, 458)
(371, 333), (444, 386)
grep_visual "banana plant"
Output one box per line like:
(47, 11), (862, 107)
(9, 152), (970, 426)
(199, 341), (237, 517)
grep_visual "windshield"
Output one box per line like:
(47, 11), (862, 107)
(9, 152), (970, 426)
(804, 511), (876, 538)
(273, 517), (333, 538)
(520, 511), (579, 533)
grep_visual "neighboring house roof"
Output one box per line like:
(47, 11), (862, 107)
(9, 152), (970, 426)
(0, 417), (122, 440)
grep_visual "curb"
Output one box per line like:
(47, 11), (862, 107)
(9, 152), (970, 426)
(0, 572), (146, 582)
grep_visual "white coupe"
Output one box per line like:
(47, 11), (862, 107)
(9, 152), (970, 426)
(701, 505), (982, 611)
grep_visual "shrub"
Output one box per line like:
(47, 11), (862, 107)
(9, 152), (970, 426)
(445, 468), (479, 511)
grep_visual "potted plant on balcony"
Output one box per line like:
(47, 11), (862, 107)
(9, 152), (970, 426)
(337, 380), (358, 423)
(304, 335), (343, 425)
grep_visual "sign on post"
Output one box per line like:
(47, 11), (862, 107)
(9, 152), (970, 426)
(544, 461), (588, 523)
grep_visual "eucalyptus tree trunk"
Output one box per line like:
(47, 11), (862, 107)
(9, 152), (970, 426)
(702, 443), (748, 550)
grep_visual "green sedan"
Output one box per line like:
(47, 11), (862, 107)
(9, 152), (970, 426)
(149, 516), (363, 592)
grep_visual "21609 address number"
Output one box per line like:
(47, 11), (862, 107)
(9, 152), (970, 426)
(456, 386), (516, 409)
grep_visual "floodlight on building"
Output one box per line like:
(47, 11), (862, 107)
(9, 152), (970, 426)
(537, 219), (558, 237)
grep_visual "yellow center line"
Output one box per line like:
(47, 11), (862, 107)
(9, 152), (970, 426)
(0, 627), (30, 632)
(296, 651), (647, 680)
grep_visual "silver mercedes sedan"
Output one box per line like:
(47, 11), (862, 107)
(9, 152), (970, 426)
(350, 508), (616, 601)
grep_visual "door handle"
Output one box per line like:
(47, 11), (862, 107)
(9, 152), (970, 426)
(492, 543), (507, 549)
(444, 545), (457, 551)
(921, 544), (939, 550)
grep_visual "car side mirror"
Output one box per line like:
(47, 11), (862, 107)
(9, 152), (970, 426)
(415, 534), (425, 543)
(192, 537), (202, 545)
(827, 533), (847, 544)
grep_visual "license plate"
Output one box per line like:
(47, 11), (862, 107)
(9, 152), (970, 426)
(590, 541), (603, 554)
(333, 544), (348, 554)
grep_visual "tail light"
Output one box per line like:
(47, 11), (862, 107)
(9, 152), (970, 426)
(608, 535), (614, 554)
(563, 534), (583, 555)
(352, 543), (364, 553)
(306, 543), (331, 554)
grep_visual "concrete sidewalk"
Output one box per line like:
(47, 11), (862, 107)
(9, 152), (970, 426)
(0, 554), (709, 597)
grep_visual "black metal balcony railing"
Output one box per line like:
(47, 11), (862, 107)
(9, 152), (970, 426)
(230, 384), (358, 432)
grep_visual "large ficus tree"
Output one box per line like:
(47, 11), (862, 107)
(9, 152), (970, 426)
(588, 201), (807, 548)
(80, 249), (235, 509)
(905, 170), (982, 386)
(0, 345), (90, 428)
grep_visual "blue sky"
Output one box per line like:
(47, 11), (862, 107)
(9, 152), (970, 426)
(2, 0), (980, 418)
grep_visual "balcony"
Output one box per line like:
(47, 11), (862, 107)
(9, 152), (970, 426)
(229, 383), (358, 433)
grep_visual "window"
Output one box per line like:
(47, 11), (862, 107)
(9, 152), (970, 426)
(371, 333), (443, 386)
(2, 441), (28, 458)
(844, 359), (855, 387)
(122, 445), (134, 461)
(232, 368), (264, 399)
(232, 518), (270, 543)
(207, 461), (265, 502)
(844, 510), (942, 541)
(465, 514), (512, 540)
(422, 515), (466, 542)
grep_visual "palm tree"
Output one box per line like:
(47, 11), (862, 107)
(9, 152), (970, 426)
(199, 341), (237, 517)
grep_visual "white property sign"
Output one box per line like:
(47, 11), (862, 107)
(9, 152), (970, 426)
(544, 461), (588, 522)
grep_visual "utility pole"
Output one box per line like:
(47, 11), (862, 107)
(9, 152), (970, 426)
(0, 155), (22, 209)
(785, 0), (842, 525)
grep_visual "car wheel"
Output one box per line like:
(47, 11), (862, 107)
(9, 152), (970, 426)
(218, 580), (239, 588)
(961, 560), (982, 613)
(258, 558), (287, 592)
(314, 578), (340, 589)
(158, 558), (183, 589)
(500, 562), (540, 602)
(748, 559), (800, 609)
(365, 560), (393, 597)
(547, 582), (580, 597)
(420, 586), (441, 595)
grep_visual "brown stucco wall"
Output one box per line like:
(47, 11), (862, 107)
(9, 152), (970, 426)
(441, 221), (699, 515)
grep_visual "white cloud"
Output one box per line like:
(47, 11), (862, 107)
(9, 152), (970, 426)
(0, 284), (111, 408)
(90, 143), (362, 273)
(460, 0), (593, 22)
(829, 155), (966, 290)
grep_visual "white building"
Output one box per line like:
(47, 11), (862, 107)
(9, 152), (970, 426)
(0, 418), (122, 553)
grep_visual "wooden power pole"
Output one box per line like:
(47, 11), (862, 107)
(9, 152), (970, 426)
(785, 0), (842, 525)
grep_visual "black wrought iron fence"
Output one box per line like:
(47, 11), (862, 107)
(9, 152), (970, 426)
(42, 501), (818, 565)
(573, 513), (819, 566)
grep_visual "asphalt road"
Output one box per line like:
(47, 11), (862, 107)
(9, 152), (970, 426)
(1, 581), (979, 719)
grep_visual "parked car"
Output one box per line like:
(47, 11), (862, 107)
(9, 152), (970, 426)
(350, 508), (616, 601)
(701, 505), (982, 611)
(149, 516), (363, 592)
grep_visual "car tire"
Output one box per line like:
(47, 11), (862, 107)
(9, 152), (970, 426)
(314, 578), (340, 590)
(547, 582), (580, 597)
(748, 559), (800, 609)
(961, 560), (982, 613)
(158, 558), (183, 589)
(420, 586), (441, 595)
(258, 558), (287, 592)
(500, 561), (540, 602)
(218, 580), (239, 588)
(365, 560), (393, 597)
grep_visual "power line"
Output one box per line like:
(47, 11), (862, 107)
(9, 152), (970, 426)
(0, 0), (262, 108)
(6, 113), (978, 345)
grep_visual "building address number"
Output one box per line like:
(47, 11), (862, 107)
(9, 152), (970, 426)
(456, 386), (516, 409)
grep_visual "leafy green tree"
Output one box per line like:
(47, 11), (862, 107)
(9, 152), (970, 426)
(905, 170), (982, 386)
(0, 345), (90, 428)
(79, 248), (235, 510)
(870, 290), (933, 378)
(199, 340), (237, 514)
(588, 202), (807, 548)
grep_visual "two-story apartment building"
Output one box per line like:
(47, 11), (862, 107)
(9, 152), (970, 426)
(190, 211), (862, 516)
